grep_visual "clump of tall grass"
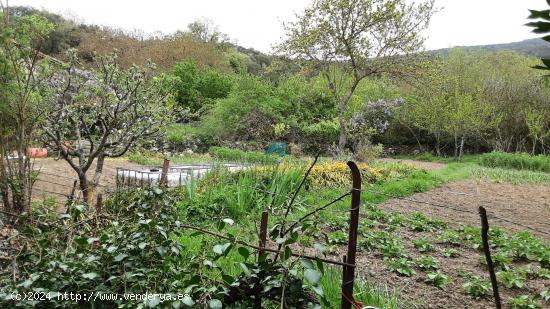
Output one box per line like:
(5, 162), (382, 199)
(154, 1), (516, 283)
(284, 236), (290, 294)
(480, 152), (550, 173)
(471, 166), (550, 184)
(319, 266), (401, 308)
(209, 146), (279, 164)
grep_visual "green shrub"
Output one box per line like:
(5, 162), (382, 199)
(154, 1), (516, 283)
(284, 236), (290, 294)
(165, 124), (214, 152)
(301, 119), (340, 153)
(208, 146), (278, 164)
(480, 152), (550, 173)
(0, 189), (190, 308)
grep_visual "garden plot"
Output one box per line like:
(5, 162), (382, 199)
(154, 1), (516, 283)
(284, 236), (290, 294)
(323, 179), (550, 309)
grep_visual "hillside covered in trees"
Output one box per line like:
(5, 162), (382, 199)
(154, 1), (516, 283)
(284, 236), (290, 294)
(4, 4), (550, 159)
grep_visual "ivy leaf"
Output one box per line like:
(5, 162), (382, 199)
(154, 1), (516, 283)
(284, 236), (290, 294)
(82, 272), (100, 280)
(203, 260), (215, 268)
(182, 295), (195, 306)
(239, 262), (251, 276)
(154, 188), (163, 195)
(238, 247), (250, 259)
(222, 218), (234, 226)
(304, 269), (322, 285)
(301, 258), (314, 270)
(316, 258), (325, 275)
(209, 299), (222, 309)
(213, 243), (231, 255)
(138, 242), (147, 249)
(145, 294), (161, 307)
(282, 246), (292, 261)
(114, 254), (128, 262)
(222, 274), (235, 285)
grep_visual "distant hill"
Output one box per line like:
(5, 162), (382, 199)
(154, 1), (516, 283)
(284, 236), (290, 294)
(430, 38), (550, 58)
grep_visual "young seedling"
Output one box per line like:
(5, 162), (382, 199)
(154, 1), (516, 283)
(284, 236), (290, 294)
(479, 252), (512, 270)
(425, 271), (450, 289)
(507, 295), (542, 309)
(415, 256), (439, 270)
(412, 237), (436, 253)
(384, 257), (416, 277)
(437, 229), (462, 246)
(326, 231), (347, 245)
(442, 248), (460, 258)
(462, 276), (491, 299)
(497, 268), (528, 289)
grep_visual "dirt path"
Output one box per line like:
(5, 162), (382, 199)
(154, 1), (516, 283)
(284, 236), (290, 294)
(379, 179), (550, 241)
(31, 157), (145, 202)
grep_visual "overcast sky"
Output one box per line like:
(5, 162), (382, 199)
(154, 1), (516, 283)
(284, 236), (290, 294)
(7, 0), (550, 53)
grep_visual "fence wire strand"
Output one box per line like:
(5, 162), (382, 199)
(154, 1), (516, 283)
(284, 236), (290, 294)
(356, 188), (550, 237)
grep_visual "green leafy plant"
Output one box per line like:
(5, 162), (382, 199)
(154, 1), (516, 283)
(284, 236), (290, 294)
(406, 211), (447, 232)
(425, 271), (449, 289)
(479, 252), (512, 270)
(437, 229), (462, 246)
(442, 248), (460, 258)
(385, 258), (416, 277)
(531, 266), (550, 280)
(412, 237), (436, 253)
(497, 268), (528, 289)
(458, 225), (482, 250)
(327, 231), (348, 245)
(507, 295), (542, 309)
(414, 256), (439, 270)
(462, 276), (491, 299)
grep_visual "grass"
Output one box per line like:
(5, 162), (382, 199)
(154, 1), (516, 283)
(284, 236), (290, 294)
(480, 151), (550, 173)
(208, 146), (280, 164)
(471, 166), (550, 184)
(128, 150), (216, 166)
(320, 266), (402, 309)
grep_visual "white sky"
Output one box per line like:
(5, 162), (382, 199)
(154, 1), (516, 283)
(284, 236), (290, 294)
(6, 0), (550, 53)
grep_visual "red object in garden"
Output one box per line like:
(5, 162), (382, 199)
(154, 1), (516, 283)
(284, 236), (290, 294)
(27, 148), (48, 158)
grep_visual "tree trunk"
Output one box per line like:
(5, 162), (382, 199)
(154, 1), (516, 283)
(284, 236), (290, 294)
(78, 172), (90, 204)
(338, 116), (347, 155)
(91, 154), (106, 195)
(454, 134), (458, 158)
(532, 137), (537, 155)
(459, 135), (465, 160)
(435, 132), (441, 156)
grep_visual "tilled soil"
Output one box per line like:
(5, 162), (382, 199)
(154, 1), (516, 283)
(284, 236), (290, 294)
(331, 179), (549, 309)
(31, 157), (145, 202)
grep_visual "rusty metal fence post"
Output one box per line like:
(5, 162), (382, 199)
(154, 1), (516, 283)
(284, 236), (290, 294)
(254, 211), (269, 309)
(341, 161), (361, 309)
(479, 206), (502, 309)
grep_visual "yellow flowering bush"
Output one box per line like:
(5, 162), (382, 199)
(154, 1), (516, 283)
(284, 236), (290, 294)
(218, 160), (417, 189)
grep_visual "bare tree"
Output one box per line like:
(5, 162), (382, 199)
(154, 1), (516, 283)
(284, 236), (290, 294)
(279, 0), (435, 153)
(41, 50), (175, 202)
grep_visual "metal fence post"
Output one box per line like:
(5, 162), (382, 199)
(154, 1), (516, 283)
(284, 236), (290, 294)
(254, 211), (269, 309)
(341, 161), (361, 309)
(479, 206), (502, 309)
